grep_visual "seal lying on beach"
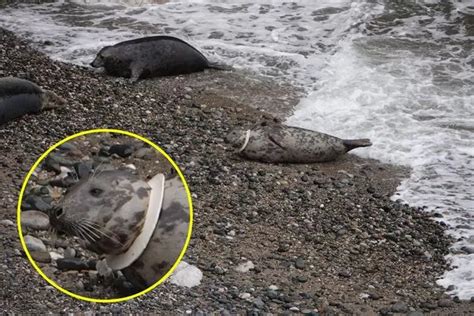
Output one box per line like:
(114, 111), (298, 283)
(90, 35), (228, 82)
(226, 123), (372, 163)
(0, 77), (65, 125)
(49, 169), (190, 290)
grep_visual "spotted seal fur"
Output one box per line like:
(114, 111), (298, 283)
(49, 169), (190, 290)
(90, 35), (229, 82)
(226, 122), (372, 163)
(0, 77), (65, 125)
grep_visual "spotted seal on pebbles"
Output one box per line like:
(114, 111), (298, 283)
(49, 169), (190, 290)
(90, 35), (229, 82)
(0, 77), (65, 125)
(226, 123), (372, 163)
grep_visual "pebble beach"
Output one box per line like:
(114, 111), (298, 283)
(0, 27), (473, 315)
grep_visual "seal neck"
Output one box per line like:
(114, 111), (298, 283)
(106, 173), (165, 270)
(238, 130), (251, 153)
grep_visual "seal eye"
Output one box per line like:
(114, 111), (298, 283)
(90, 188), (103, 197)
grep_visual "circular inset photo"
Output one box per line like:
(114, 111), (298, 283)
(17, 129), (193, 303)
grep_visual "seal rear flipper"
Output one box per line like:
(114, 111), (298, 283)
(207, 62), (233, 71)
(342, 138), (372, 151)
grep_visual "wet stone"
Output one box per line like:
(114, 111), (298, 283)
(22, 195), (52, 212)
(295, 257), (305, 270)
(390, 301), (408, 313)
(21, 210), (50, 230)
(108, 144), (134, 158)
(30, 250), (51, 263)
(56, 258), (96, 271)
(74, 162), (93, 179)
(0, 219), (14, 227)
(278, 243), (290, 252)
(64, 247), (76, 259)
(437, 298), (454, 307)
(24, 235), (47, 252)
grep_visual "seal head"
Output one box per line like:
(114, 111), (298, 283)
(50, 170), (150, 255)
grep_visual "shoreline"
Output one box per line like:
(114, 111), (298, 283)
(0, 27), (472, 314)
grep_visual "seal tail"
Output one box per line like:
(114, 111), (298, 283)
(207, 62), (233, 71)
(342, 138), (372, 151)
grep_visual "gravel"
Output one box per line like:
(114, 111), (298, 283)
(1, 28), (473, 314)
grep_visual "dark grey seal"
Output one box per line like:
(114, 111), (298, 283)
(0, 77), (65, 125)
(90, 35), (228, 82)
(226, 123), (372, 163)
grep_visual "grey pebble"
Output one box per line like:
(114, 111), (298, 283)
(30, 250), (51, 263)
(24, 235), (47, 252)
(64, 247), (76, 259)
(0, 219), (14, 226)
(21, 210), (50, 230)
(295, 257), (305, 269)
(390, 301), (408, 313)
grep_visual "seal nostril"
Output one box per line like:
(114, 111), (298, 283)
(55, 207), (64, 218)
(90, 188), (103, 197)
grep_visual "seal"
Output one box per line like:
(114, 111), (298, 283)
(49, 169), (190, 290)
(90, 35), (229, 82)
(0, 77), (65, 125)
(226, 122), (372, 163)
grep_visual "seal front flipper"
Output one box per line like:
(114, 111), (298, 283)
(267, 132), (286, 150)
(342, 138), (372, 152)
(129, 63), (145, 83)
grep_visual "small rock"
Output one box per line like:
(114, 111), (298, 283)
(437, 298), (454, 307)
(49, 252), (63, 261)
(0, 219), (14, 226)
(239, 292), (251, 300)
(338, 270), (351, 278)
(108, 144), (134, 158)
(56, 258), (96, 271)
(295, 257), (305, 269)
(369, 292), (381, 300)
(253, 297), (265, 309)
(235, 260), (255, 273)
(96, 259), (114, 279)
(30, 250), (51, 263)
(278, 243), (290, 252)
(24, 235), (47, 252)
(21, 211), (50, 230)
(134, 147), (155, 159)
(169, 261), (203, 288)
(64, 247), (76, 259)
(22, 195), (52, 212)
(390, 301), (408, 313)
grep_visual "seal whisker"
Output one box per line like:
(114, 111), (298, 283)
(80, 220), (125, 246)
(72, 221), (101, 244)
(77, 221), (102, 241)
(70, 223), (90, 242)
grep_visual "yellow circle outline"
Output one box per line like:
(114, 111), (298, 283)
(16, 128), (194, 304)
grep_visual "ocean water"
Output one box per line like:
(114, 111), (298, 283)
(0, 0), (473, 299)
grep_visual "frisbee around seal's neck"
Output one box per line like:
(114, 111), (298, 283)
(106, 173), (165, 270)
